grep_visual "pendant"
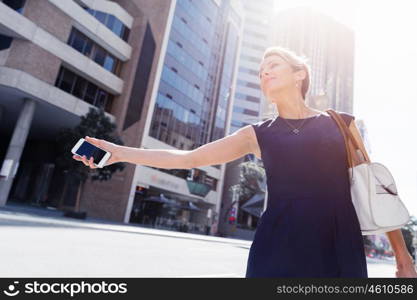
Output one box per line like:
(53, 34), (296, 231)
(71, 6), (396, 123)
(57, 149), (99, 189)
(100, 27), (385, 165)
(293, 129), (300, 134)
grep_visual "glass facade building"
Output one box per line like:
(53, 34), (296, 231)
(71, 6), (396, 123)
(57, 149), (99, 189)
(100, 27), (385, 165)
(149, 0), (242, 162)
(230, 0), (274, 134)
(132, 0), (244, 233)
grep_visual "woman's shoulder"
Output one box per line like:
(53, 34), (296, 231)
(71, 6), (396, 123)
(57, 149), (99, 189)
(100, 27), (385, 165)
(251, 117), (276, 129)
(337, 110), (355, 127)
(251, 117), (275, 131)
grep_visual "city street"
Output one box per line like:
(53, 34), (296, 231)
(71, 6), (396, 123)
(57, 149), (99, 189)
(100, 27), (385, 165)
(0, 208), (398, 278)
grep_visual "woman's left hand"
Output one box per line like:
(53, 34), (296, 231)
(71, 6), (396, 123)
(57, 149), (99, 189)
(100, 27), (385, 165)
(395, 263), (417, 278)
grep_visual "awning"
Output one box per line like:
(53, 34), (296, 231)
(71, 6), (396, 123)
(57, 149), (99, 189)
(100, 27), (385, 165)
(181, 201), (202, 211)
(144, 193), (181, 208)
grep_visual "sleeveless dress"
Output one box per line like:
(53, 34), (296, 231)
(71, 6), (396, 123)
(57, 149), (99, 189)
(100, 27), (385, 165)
(245, 111), (368, 278)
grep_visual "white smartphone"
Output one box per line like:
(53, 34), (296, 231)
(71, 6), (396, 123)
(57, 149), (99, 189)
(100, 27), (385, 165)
(71, 138), (111, 168)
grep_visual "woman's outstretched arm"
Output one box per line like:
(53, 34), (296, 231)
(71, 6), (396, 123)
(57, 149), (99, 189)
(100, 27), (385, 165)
(74, 125), (257, 170)
(187, 125), (256, 168)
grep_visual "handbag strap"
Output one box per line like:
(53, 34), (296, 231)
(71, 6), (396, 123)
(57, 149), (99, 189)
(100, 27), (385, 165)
(326, 109), (369, 182)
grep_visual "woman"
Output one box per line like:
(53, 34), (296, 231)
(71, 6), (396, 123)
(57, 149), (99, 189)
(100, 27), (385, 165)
(73, 46), (417, 278)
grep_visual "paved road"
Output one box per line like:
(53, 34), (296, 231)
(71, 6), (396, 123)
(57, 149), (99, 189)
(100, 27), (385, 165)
(0, 209), (398, 277)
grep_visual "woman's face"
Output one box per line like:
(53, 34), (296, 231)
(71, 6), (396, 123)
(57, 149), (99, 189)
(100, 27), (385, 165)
(259, 54), (304, 99)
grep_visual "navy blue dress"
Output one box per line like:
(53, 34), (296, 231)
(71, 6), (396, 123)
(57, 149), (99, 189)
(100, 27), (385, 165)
(245, 111), (368, 278)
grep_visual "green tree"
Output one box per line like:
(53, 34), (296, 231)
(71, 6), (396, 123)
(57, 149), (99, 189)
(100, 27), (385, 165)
(55, 107), (126, 212)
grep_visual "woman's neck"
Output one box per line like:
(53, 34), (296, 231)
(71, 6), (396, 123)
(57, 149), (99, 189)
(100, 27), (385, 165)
(276, 103), (320, 119)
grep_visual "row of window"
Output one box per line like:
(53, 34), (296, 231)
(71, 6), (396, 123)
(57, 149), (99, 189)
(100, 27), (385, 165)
(167, 40), (208, 82)
(189, 0), (218, 20)
(235, 92), (261, 103)
(1, 0), (25, 13)
(150, 94), (204, 150)
(161, 65), (204, 105)
(233, 106), (258, 116)
(84, 8), (130, 42)
(67, 28), (121, 75)
(237, 79), (260, 90)
(244, 29), (267, 40)
(177, 0), (214, 40)
(55, 66), (113, 112)
(239, 66), (260, 77)
(229, 6), (242, 27)
(231, 120), (250, 128)
(245, 16), (269, 28)
(159, 93), (201, 125)
(242, 41), (267, 52)
(240, 54), (261, 64)
(172, 15), (210, 58)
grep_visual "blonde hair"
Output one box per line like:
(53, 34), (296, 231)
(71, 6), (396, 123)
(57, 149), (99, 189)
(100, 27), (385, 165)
(262, 46), (311, 101)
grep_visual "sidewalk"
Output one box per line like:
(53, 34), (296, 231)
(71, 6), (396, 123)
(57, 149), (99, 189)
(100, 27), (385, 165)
(0, 203), (252, 248)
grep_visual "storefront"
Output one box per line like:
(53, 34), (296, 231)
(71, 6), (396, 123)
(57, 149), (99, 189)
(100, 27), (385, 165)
(129, 184), (213, 235)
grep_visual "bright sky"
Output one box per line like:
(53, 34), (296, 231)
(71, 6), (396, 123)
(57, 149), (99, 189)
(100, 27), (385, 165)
(274, 0), (417, 218)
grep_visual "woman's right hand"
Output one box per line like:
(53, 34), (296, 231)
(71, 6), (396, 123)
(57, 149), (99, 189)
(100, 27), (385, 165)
(72, 136), (123, 168)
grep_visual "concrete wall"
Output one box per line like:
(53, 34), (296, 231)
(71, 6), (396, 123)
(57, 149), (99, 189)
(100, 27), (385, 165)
(23, 0), (72, 43)
(5, 40), (61, 85)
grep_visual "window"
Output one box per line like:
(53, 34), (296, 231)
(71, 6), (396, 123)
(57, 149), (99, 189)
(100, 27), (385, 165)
(103, 55), (116, 73)
(237, 80), (260, 89)
(84, 83), (98, 105)
(94, 11), (107, 24)
(243, 108), (258, 116)
(56, 68), (76, 93)
(239, 66), (259, 76)
(67, 28), (120, 75)
(84, 8), (130, 42)
(122, 27), (130, 42)
(106, 15), (116, 30)
(112, 19), (124, 37)
(72, 77), (88, 99)
(55, 66), (114, 112)
(2, 0), (26, 13)
(84, 40), (93, 56)
(68, 30), (81, 51)
(0, 34), (13, 50)
(93, 46), (106, 66)
(105, 95), (114, 112)
(68, 29), (92, 55)
(96, 90), (108, 108)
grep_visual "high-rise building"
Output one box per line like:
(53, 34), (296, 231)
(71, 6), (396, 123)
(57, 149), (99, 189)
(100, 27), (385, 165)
(230, 0), (275, 132)
(129, 0), (244, 234)
(272, 6), (355, 115)
(218, 4), (357, 239)
(0, 0), (244, 236)
(218, 0), (274, 238)
(355, 118), (372, 157)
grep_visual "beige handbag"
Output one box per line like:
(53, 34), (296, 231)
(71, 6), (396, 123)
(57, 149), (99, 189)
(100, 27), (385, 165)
(327, 109), (410, 235)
